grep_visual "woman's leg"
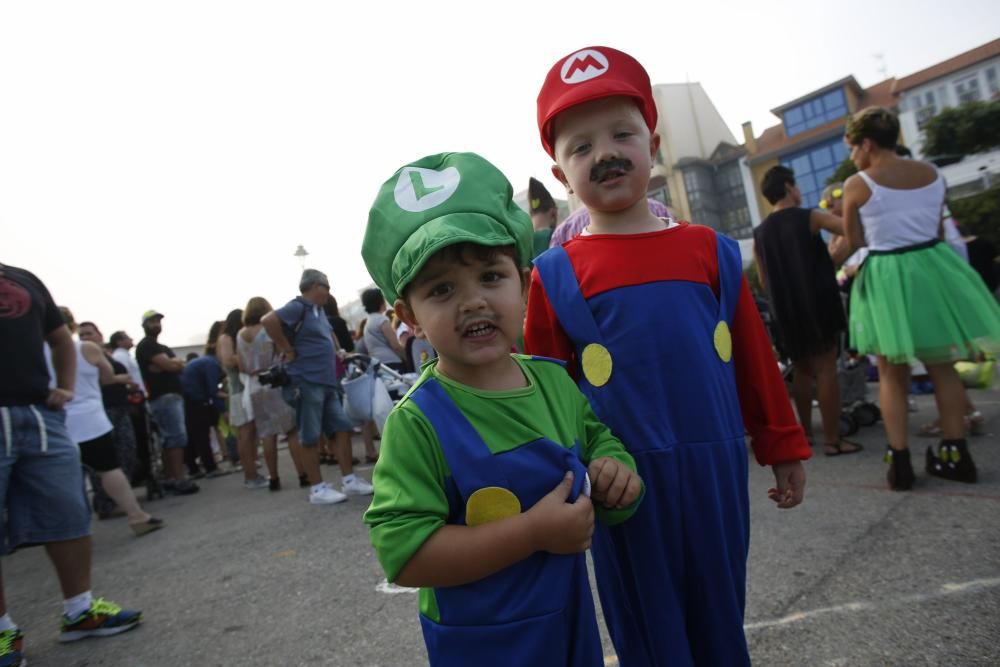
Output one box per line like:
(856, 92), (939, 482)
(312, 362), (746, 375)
(813, 347), (842, 446)
(262, 434), (279, 481)
(238, 421), (259, 482)
(287, 430), (305, 477)
(925, 363), (968, 440)
(98, 468), (148, 524)
(790, 356), (815, 442)
(877, 356), (911, 451)
(362, 420), (379, 460)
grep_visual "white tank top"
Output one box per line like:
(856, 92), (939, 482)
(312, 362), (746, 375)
(64, 341), (113, 443)
(857, 170), (945, 252)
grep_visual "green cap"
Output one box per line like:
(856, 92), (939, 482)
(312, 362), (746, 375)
(362, 152), (533, 303)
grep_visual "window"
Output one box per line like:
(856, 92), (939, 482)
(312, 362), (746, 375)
(910, 90), (938, 129)
(955, 75), (981, 105)
(780, 138), (849, 210)
(783, 89), (849, 137)
(987, 67), (999, 97)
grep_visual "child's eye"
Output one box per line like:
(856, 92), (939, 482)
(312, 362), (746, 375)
(481, 271), (503, 283)
(571, 142), (591, 155)
(427, 283), (452, 298)
(614, 131), (633, 140)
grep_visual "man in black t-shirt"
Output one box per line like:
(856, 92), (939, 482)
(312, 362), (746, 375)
(135, 310), (198, 495)
(0, 263), (142, 662)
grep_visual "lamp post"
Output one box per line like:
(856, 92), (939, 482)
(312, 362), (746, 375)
(294, 245), (309, 270)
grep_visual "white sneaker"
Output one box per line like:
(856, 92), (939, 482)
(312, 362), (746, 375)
(309, 483), (347, 505)
(342, 477), (374, 496)
(244, 476), (269, 490)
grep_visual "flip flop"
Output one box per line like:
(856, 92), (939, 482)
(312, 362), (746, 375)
(824, 439), (863, 457)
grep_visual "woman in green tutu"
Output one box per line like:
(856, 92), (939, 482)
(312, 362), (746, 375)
(842, 106), (1000, 490)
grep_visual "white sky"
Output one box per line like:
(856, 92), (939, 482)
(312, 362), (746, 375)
(2, 1), (998, 346)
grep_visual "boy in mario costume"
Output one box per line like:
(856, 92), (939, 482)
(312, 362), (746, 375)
(526, 46), (812, 666)
(361, 152), (643, 666)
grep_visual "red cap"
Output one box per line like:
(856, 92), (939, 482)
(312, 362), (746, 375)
(536, 46), (657, 158)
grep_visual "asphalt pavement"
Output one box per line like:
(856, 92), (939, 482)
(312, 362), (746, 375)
(6, 387), (999, 666)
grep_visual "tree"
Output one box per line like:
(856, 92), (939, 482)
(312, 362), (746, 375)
(826, 158), (857, 186)
(922, 99), (1000, 159)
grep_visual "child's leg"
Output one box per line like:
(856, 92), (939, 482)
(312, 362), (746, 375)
(877, 357), (911, 451)
(790, 357), (814, 441)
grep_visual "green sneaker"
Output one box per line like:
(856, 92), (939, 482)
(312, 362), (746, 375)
(58, 598), (142, 643)
(0, 628), (24, 667)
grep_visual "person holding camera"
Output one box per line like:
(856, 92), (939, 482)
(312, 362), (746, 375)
(262, 270), (373, 505)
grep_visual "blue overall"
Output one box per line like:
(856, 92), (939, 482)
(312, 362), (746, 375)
(534, 234), (750, 666)
(408, 377), (605, 667)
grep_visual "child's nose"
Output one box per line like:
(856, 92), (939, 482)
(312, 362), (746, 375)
(458, 288), (488, 312)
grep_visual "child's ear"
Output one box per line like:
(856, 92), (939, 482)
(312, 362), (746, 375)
(551, 164), (572, 194)
(649, 132), (661, 159)
(394, 298), (419, 329)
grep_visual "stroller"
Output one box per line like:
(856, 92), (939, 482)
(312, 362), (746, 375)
(341, 354), (419, 433)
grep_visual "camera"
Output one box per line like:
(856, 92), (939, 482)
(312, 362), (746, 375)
(259, 365), (290, 388)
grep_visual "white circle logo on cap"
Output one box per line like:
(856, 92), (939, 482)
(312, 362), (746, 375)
(560, 49), (610, 85)
(394, 167), (461, 213)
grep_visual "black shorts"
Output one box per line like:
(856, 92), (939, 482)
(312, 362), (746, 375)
(79, 431), (121, 473)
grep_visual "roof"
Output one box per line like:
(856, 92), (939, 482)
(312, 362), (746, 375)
(770, 76), (863, 115)
(748, 78), (897, 164)
(892, 38), (1000, 94)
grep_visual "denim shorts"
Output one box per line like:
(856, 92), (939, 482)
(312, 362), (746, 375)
(149, 393), (188, 449)
(0, 405), (92, 555)
(282, 379), (352, 447)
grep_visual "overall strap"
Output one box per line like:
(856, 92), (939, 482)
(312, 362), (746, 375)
(715, 232), (743, 325)
(408, 379), (504, 497)
(533, 246), (605, 347)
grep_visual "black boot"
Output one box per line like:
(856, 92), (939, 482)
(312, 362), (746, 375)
(926, 438), (977, 483)
(885, 447), (915, 491)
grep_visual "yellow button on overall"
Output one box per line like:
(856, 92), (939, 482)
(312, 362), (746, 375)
(714, 320), (732, 363)
(465, 487), (521, 526)
(581, 343), (613, 387)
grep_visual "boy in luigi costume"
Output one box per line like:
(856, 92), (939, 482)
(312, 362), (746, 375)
(361, 152), (643, 666)
(525, 46), (812, 666)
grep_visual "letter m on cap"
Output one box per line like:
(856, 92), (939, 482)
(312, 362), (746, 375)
(560, 49), (610, 85)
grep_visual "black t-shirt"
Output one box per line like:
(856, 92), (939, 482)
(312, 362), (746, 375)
(101, 356), (130, 408)
(136, 336), (183, 399)
(0, 265), (65, 406)
(328, 315), (354, 353)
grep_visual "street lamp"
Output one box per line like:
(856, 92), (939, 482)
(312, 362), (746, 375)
(294, 245), (309, 270)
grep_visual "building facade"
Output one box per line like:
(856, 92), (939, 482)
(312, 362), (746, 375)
(743, 77), (897, 218)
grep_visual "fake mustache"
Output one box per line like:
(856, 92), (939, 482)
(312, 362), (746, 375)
(590, 158), (635, 182)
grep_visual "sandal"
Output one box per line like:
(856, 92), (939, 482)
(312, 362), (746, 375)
(824, 439), (863, 456)
(917, 422), (943, 438)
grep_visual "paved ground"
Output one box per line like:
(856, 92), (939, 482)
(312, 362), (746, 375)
(6, 388), (1000, 666)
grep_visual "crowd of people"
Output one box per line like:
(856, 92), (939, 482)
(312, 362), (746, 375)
(2, 44), (998, 667)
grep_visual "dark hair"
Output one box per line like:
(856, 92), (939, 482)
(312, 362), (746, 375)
(894, 144), (913, 158)
(206, 320), (225, 355)
(761, 166), (796, 205)
(186, 352), (199, 361)
(400, 243), (522, 301)
(78, 321), (100, 335)
(223, 309), (243, 340)
(243, 298), (271, 326)
(323, 295), (340, 319)
(844, 106), (899, 149)
(361, 288), (385, 314)
(109, 331), (128, 347)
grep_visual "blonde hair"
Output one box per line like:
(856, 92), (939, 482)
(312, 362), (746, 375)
(243, 297), (273, 325)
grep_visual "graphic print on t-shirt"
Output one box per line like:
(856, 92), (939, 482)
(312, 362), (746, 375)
(0, 277), (31, 319)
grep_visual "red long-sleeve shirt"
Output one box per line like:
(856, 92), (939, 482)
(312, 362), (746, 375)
(524, 223), (810, 466)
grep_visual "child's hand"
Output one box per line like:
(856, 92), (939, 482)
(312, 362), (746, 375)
(768, 461), (806, 509)
(526, 471), (594, 554)
(588, 457), (642, 509)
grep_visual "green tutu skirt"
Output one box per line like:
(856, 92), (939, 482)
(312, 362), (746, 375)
(850, 242), (1000, 364)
